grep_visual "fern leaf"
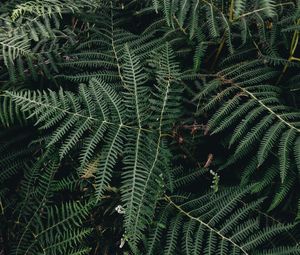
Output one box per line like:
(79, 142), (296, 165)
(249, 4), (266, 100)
(164, 214), (183, 255)
(279, 129), (297, 182)
(269, 177), (295, 211)
(234, 114), (275, 159)
(122, 44), (149, 126)
(95, 126), (125, 200)
(257, 122), (285, 166)
(146, 187), (296, 255)
(294, 137), (300, 173)
(235, 0), (247, 17)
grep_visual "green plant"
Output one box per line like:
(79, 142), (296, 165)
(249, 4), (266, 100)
(1, 0), (300, 254)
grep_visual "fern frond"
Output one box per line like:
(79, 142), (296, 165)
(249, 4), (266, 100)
(198, 61), (300, 185)
(120, 44), (183, 248)
(258, 0), (276, 18)
(94, 125), (125, 200)
(145, 187), (297, 254)
(11, 0), (79, 21)
(279, 129), (297, 182)
(269, 176), (295, 211)
(1, 2), (300, 254)
(234, 0), (247, 18)
(0, 34), (31, 66)
(122, 44), (149, 126)
(56, 7), (164, 89)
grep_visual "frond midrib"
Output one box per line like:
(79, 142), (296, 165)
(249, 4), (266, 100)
(217, 76), (300, 133)
(3, 92), (154, 133)
(165, 195), (250, 255)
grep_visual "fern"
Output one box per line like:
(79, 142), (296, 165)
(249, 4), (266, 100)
(5, 79), (121, 164)
(1, 1), (300, 254)
(145, 186), (298, 255)
(0, 34), (31, 66)
(197, 61), (300, 184)
(11, 0), (79, 20)
(0, 0), (102, 83)
(5, 43), (184, 248)
(0, 96), (27, 127)
(56, 7), (165, 85)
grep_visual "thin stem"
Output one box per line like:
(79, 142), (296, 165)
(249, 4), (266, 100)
(216, 77), (300, 133)
(229, 0), (234, 21)
(235, 2), (294, 20)
(1, 92), (154, 133)
(210, 33), (226, 70)
(110, 4), (129, 91)
(276, 18), (300, 84)
(173, 15), (187, 35)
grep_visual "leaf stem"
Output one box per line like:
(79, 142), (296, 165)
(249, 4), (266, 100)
(276, 18), (300, 84)
(165, 195), (249, 254)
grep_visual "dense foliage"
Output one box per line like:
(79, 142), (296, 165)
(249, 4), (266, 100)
(0, 0), (300, 254)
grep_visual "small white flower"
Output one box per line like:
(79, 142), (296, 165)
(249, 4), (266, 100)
(115, 205), (125, 214)
(119, 234), (126, 248)
(119, 237), (126, 248)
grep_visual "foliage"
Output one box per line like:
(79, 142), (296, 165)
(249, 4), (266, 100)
(1, 0), (300, 254)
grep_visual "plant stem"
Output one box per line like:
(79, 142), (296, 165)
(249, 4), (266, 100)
(276, 18), (300, 84)
(210, 33), (226, 70)
(229, 0), (234, 21)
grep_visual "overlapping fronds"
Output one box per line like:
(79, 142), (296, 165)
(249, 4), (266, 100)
(1, 1), (300, 254)
(56, 7), (165, 85)
(4, 43), (184, 249)
(194, 59), (300, 210)
(196, 61), (300, 182)
(145, 186), (297, 255)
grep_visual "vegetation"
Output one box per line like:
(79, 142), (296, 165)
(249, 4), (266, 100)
(0, 0), (300, 254)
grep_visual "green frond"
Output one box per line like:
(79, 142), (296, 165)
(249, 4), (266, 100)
(205, 3), (220, 39)
(55, 8), (164, 89)
(11, 0), (79, 21)
(0, 130), (34, 187)
(1, 1), (300, 254)
(94, 126), (125, 200)
(145, 205), (171, 255)
(145, 187), (297, 255)
(258, 0), (276, 18)
(234, 0), (247, 17)
(173, 167), (207, 189)
(4, 78), (125, 162)
(0, 95), (28, 127)
(229, 106), (265, 146)
(121, 132), (164, 249)
(295, 137), (300, 173)
(53, 173), (83, 192)
(269, 176), (295, 211)
(164, 213), (183, 254)
(0, 34), (31, 66)
(122, 44), (149, 126)
(178, 0), (190, 29)
(234, 114), (275, 160)
(193, 32), (208, 71)
(56, 71), (120, 83)
(120, 43), (184, 248)
(150, 43), (183, 130)
(251, 164), (278, 194)
(14, 200), (92, 255)
(198, 61), (300, 190)
(279, 129), (297, 182)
